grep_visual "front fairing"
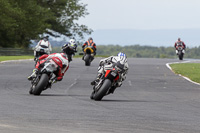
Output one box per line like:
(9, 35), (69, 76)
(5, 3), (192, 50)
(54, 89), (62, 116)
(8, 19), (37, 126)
(84, 46), (94, 55)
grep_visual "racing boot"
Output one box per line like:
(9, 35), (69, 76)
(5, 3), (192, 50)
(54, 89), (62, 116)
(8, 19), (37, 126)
(91, 73), (102, 85)
(28, 69), (38, 81)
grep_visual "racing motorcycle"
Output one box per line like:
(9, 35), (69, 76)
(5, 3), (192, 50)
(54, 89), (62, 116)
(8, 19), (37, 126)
(176, 45), (184, 60)
(29, 58), (62, 95)
(90, 61), (125, 101)
(83, 46), (95, 66)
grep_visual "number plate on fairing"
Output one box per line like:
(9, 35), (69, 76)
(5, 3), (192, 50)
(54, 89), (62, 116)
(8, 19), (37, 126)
(111, 72), (117, 77)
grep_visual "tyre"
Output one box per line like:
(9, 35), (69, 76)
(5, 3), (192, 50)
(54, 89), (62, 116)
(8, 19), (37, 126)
(29, 87), (33, 94)
(84, 54), (91, 66)
(32, 74), (49, 95)
(93, 79), (111, 101)
(90, 91), (95, 100)
(178, 53), (183, 60)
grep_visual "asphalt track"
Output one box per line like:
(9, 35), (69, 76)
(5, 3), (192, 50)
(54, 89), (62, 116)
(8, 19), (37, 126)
(0, 58), (200, 133)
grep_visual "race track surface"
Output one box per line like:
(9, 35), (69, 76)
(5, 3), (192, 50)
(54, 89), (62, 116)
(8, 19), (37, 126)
(0, 58), (200, 133)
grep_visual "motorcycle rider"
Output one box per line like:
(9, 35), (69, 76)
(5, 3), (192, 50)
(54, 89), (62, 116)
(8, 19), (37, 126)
(174, 38), (186, 54)
(82, 37), (97, 60)
(63, 38), (77, 62)
(91, 52), (129, 94)
(34, 35), (52, 60)
(28, 44), (75, 84)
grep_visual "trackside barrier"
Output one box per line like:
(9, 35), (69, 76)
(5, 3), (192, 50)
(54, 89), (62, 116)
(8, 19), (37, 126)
(0, 48), (33, 56)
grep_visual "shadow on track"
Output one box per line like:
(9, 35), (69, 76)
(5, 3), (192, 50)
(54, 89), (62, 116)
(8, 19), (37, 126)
(99, 99), (161, 102)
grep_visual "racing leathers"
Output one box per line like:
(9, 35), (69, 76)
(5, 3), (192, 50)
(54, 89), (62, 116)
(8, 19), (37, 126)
(92, 56), (129, 93)
(62, 42), (77, 62)
(28, 53), (69, 82)
(34, 39), (52, 59)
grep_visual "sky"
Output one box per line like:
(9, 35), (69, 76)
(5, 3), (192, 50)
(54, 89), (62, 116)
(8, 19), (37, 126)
(79, 0), (200, 30)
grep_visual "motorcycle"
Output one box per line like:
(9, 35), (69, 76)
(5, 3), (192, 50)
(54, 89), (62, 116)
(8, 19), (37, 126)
(83, 46), (95, 66)
(90, 62), (125, 101)
(176, 45), (184, 60)
(29, 58), (62, 95)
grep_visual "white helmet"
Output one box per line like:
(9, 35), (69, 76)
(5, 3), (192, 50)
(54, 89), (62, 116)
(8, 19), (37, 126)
(117, 52), (127, 64)
(69, 39), (76, 45)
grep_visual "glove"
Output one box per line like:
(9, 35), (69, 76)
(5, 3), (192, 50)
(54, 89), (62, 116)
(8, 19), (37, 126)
(99, 61), (104, 66)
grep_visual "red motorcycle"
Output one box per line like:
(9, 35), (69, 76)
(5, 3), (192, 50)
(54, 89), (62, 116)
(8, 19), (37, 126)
(176, 45), (184, 60)
(90, 62), (124, 101)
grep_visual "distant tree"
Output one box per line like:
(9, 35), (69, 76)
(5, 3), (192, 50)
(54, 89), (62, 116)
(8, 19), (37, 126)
(0, 0), (92, 48)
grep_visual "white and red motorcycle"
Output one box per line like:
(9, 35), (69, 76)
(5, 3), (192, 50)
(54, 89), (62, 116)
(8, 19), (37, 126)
(90, 61), (125, 101)
(176, 45), (185, 60)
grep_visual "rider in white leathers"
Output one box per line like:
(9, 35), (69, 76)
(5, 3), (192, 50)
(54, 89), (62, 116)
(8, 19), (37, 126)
(34, 36), (52, 59)
(91, 52), (129, 93)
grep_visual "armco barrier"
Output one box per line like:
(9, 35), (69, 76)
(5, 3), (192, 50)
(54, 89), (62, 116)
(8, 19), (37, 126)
(0, 48), (33, 56)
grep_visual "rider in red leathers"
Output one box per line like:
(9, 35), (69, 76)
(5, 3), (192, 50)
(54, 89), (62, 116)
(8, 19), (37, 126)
(174, 38), (186, 54)
(28, 44), (75, 83)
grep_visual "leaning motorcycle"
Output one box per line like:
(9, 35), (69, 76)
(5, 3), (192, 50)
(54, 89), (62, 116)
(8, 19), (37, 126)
(176, 45), (184, 60)
(29, 59), (61, 95)
(83, 46), (95, 66)
(90, 62), (124, 101)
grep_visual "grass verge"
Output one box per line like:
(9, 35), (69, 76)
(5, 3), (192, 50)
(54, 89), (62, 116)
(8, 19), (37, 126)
(170, 63), (200, 83)
(0, 56), (34, 62)
(0, 55), (108, 62)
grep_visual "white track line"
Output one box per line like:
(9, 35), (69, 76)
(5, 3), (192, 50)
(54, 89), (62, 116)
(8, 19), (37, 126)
(0, 59), (32, 64)
(166, 60), (200, 86)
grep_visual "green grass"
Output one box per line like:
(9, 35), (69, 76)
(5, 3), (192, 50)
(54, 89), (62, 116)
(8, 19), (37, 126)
(170, 63), (200, 83)
(0, 55), (108, 62)
(0, 56), (34, 62)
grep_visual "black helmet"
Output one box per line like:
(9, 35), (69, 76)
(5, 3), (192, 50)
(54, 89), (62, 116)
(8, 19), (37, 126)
(43, 35), (49, 41)
(88, 37), (93, 41)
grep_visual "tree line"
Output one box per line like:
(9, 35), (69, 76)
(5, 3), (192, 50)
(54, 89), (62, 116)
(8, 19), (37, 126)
(85, 45), (200, 59)
(50, 44), (200, 59)
(0, 0), (92, 48)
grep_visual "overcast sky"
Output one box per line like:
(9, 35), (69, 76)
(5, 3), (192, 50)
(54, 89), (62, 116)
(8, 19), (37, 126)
(79, 0), (200, 30)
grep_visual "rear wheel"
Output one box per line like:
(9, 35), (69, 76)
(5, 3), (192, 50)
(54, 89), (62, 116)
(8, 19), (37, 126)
(93, 79), (111, 101)
(32, 74), (49, 95)
(84, 54), (91, 66)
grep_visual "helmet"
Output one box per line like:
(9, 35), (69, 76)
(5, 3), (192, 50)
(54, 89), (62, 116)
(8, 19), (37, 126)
(88, 37), (93, 41)
(69, 39), (76, 46)
(43, 35), (49, 41)
(117, 52), (127, 63)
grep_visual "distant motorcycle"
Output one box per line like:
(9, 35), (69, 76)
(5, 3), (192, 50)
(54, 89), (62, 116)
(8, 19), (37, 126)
(29, 58), (63, 95)
(176, 45), (184, 60)
(90, 62), (125, 101)
(83, 46), (95, 66)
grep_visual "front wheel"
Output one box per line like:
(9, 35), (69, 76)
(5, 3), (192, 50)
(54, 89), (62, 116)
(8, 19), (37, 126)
(32, 74), (49, 95)
(178, 52), (184, 60)
(93, 79), (112, 101)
